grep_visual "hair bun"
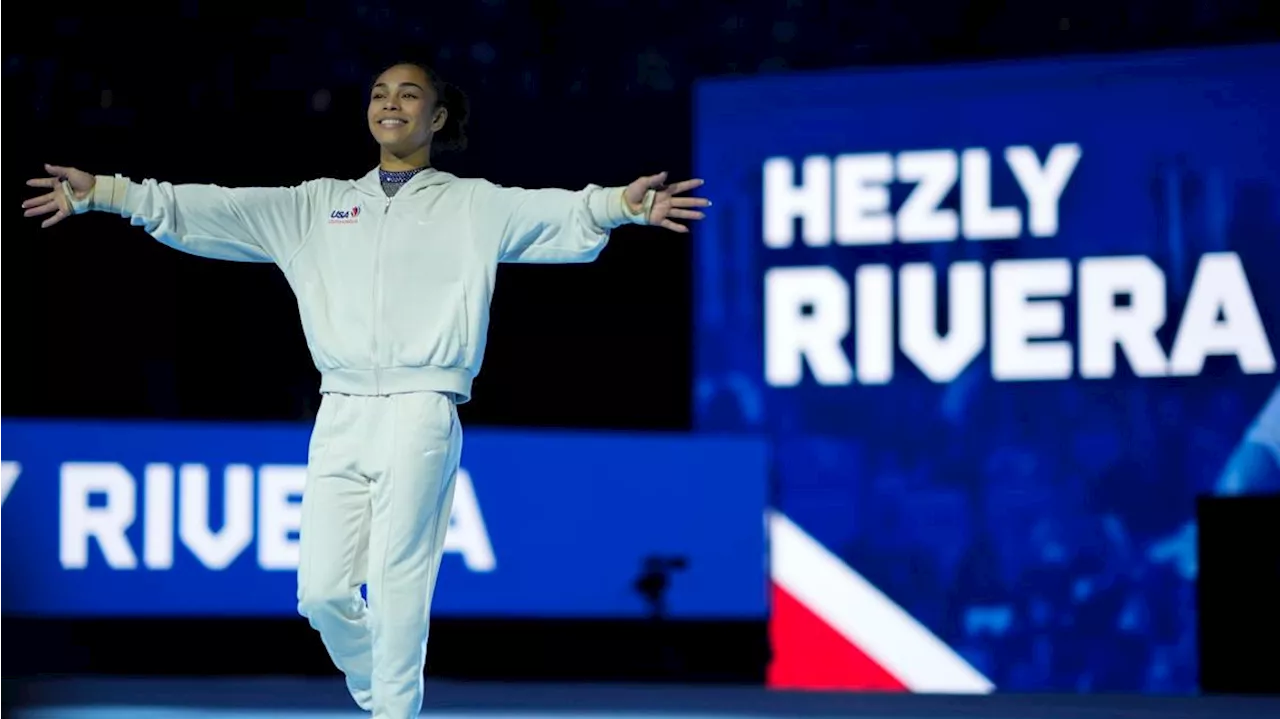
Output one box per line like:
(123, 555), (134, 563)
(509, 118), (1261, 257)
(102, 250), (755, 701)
(434, 81), (469, 154)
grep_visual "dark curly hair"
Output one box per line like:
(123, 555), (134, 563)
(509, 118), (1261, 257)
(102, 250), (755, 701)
(373, 61), (470, 157)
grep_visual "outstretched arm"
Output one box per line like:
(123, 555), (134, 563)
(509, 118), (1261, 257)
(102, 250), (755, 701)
(23, 164), (314, 264)
(480, 172), (710, 264)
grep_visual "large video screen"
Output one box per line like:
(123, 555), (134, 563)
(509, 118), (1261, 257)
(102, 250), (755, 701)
(2, 420), (769, 619)
(693, 44), (1280, 693)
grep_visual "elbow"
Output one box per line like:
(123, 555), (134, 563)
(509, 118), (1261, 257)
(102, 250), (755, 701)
(573, 231), (610, 263)
(528, 240), (606, 264)
(567, 249), (604, 264)
(500, 221), (611, 264)
(148, 228), (273, 263)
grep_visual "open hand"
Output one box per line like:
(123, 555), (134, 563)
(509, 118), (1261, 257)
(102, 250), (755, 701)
(23, 164), (94, 228)
(624, 172), (710, 234)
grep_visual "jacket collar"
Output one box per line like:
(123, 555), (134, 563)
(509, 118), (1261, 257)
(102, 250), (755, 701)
(354, 166), (449, 196)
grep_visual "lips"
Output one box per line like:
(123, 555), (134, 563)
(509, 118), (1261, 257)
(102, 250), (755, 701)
(378, 118), (407, 127)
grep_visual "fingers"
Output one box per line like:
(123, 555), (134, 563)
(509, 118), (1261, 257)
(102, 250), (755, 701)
(666, 208), (705, 221)
(22, 191), (58, 209)
(23, 166), (77, 227)
(659, 219), (689, 233)
(639, 174), (706, 195)
(644, 171), (670, 189)
(24, 200), (60, 218)
(669, 196), (711, 209)
(666, 178), (705, 195)
(40, 209), (69, 229)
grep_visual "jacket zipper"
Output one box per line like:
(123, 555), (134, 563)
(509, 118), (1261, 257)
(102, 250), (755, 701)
(372, 197), (392, 393)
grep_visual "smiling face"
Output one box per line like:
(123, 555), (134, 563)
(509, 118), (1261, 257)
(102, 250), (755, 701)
(367, 64), (448, 164)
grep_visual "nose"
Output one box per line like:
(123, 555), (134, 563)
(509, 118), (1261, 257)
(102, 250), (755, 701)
(381, 98), (400, 111)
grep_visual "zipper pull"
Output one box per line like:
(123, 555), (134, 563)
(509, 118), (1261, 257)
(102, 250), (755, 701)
(384, 199), (392, 214)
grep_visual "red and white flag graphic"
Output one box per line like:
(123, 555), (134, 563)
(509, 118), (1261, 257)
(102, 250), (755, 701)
(767, 510), (995, 694)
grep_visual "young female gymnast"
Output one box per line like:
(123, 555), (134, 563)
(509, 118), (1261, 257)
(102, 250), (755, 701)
(23, 60), (710, 719)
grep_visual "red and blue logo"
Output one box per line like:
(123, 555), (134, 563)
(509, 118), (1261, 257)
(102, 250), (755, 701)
(329, 206), (361, 224)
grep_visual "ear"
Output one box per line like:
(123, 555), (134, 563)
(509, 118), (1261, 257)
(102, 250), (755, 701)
(431, 106), (449, 133)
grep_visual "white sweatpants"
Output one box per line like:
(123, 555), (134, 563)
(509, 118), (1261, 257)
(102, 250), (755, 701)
(296, 391), (462, 719)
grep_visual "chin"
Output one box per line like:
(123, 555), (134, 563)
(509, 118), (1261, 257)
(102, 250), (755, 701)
(372, 134), (407, 151)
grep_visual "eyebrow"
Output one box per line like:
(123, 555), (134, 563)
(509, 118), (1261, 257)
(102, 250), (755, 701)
(372, 82), (426, 92)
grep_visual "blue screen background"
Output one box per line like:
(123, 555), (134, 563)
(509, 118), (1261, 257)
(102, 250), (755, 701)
(693, 45), (1280, 692)
(1, 420), (769, 620)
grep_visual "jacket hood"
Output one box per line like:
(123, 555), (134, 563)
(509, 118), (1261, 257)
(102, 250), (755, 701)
(352, 166), (458, 197)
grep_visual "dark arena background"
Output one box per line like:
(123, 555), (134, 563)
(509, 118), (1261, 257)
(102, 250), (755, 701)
(4, 2), (1280, 718)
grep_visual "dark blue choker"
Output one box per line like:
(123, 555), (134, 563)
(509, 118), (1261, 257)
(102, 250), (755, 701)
(379, 167), (428, 184)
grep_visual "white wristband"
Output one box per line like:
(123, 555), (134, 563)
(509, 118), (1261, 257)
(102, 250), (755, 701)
(64, 174), (130, 215)
(588, 185), (655, 229)
(62, 181), (92, 215)
(632, 188), (656, 225)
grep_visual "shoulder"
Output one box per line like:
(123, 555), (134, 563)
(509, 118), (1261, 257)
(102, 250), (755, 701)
(437, 174), (496, 190)
(437, 175), (504, 205)
(446, 176), (532, 204)
(298, 177), (376, 206)
(301, 177), (350, 192)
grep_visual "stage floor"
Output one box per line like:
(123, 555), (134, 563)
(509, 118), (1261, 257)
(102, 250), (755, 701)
(6, 677), (1279, 719)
